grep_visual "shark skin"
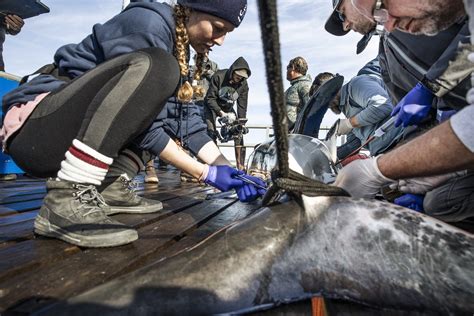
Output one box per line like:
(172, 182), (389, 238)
(39, 196), (473, 315)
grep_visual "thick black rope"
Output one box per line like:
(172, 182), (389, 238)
(257, 0), (289, 178)
(257, 0), (349, 205)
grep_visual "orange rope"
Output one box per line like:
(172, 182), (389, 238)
(311, 296), (327, 316)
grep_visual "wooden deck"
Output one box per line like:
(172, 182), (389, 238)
(0, 168), (269, 314)
(1, 169), (466, 315)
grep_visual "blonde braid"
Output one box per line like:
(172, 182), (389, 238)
(174, 5), (193, 103)
(193, 53), (205, 98)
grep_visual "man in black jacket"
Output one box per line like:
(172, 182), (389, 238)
(204, 56), (251, 170)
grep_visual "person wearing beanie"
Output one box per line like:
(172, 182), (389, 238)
(1, 0), (265, 248)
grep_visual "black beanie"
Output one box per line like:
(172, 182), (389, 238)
(177, 0), (248, 27)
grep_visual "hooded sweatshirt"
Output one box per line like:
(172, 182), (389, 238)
(1, 2), (213, 157)
(2, 2), (175, 113)
(205, 56), (251, 119)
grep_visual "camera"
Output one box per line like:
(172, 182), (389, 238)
(218, 117), (249, 143)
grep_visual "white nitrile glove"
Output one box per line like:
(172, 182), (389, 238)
(226, 112), (236, 123)
(334, 156), (395, 198)
(336, 118), (353, 136)
(389, 171), (465, 194)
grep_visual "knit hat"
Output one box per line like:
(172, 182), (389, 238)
(177, 0), (248, 27)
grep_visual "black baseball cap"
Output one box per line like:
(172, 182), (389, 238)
(324, 0), (350, 36)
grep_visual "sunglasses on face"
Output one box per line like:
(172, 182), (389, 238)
(336, 10), (346, 23)
(335, 0), (346, 23)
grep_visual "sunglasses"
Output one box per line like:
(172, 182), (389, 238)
(336, 10), (346, 23)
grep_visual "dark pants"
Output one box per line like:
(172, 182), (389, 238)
(337, 133), (362, 160)
(424, 171), (474, 223)
(9, 48), (179, 178)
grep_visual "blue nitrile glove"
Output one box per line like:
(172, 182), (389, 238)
(236, 184), (258, 202)
(391, 82), (434, 127)
(394, 194), (425, 212)
(204, 165), (244, 192)
(235, 174), (267, 202)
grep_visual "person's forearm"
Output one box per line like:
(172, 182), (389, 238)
(197, 141), (231, 165)
(349, 116), (359, 128)
(159, 139), (205, 179)
(206, 99), (222, 115)
(378, 120), (474, 179)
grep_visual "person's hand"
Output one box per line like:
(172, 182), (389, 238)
(204, 165), (244, 192)
(394, 194), (424, 212)
(391, 82), (433, 127)
(235, 174), (267, 202)
(329, 119), (352, 137)
(223, 112), (236, 123)
(335, 118), (353, 136)
(4, 15), (24, 35)
(334, 156), (395, 198)
(389, 172), (461, 194)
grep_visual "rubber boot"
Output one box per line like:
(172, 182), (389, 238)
(34, 179), (138, 248)
(99, 174), (163, 215)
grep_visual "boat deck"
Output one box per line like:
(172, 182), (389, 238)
(0, 168), (465, 315)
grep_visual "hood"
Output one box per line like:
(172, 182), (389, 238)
(228, 56), (251, 78)
(124, 2), (175, 40)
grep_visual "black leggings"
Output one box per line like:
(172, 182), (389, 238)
(9, 47), (179, 178)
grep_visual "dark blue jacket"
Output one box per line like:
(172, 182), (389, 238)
(3, 2), (210, 155)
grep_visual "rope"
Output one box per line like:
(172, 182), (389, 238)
(261, 169), (349, 205)
(257, 0), (349, 205)
(257, 0), (289, 178)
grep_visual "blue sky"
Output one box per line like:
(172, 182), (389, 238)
(3, 0), (380, 159)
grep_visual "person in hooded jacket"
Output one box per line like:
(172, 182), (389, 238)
(204, 56), (251, 170)
(0, 0), (266, 248)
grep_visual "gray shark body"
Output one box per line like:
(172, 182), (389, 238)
(40, 195), (473, 315)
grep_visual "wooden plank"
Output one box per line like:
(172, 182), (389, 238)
(0, 198), (235, 313)
(0, 240), (80, 282)
(0, 200), (42, 217)
(0, 188), (213, 277)
(0, 186), (46, 199)
(0, 211), (37, 226)
(0, 193), (45, 205)
(147, 200), (261, 263)
(0, 186), (209, 244)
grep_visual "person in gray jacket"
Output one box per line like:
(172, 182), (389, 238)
(327, 63), (405, 158)
(285, 56), (312, 129)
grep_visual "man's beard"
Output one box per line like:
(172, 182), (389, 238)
(402, 0), (465, 36)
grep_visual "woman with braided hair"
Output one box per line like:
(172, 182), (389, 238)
(1, 0), (265, 248)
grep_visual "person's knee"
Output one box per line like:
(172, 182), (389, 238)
(136, 47), (180, 96)
(424, 188), (474, 222)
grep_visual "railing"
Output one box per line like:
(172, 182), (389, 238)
(216, 124), (339, 165)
